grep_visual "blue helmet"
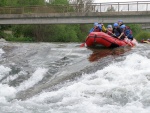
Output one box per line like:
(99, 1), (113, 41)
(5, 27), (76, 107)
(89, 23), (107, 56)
(98, 24), (102, 27)
(107, 25), (112, 28)
(94, 22), (99, 26)
(98, 24), (102, 30)
(120, 25), (126, 29)
(118, 20), (123, 23)
(114, 23), (118, 27)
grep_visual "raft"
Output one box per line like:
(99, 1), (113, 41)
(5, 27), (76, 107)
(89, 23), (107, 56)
(85, 32), (137, 48)
(141, 39), (150, 44)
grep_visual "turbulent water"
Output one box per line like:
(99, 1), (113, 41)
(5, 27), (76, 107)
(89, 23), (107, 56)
(0, 39), (150, 113)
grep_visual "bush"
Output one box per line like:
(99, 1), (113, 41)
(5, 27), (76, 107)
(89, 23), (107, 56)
(135, 31), (150, 41)
(6, 24), (92, 42)
(5, 35), (33, 42)
(0, 31), (7, 38)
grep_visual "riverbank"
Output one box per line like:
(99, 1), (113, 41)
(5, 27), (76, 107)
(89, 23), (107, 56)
(1, 24), (150, 43)
(0, 24), (92, 42)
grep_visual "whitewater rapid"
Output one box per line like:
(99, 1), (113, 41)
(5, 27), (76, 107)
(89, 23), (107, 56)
(0, 41), (150, 113)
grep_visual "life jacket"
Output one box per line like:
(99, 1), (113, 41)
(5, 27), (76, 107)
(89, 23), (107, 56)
(124, 26), (133, 40)
(89, 26), (102, 33)
(113, 27), (121, 37)
(102, 25), (107, 32)
(93, 27), (102, 32)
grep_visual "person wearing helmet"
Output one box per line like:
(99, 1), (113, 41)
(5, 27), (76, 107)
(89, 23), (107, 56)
(121, 25), (133, 40)
(112, 23), (122, 38)
(117, 24), (127, 40)
(118, 20), (124, 27)
(120, 24), (126, 29)
(120, 24), (134, 46)
(89, 22), (102, 33)
(106, 24), (113, 36)
(99, 23), (107, 32)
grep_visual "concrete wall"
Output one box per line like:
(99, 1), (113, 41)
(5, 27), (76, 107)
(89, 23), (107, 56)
(0, 11), (150, 24)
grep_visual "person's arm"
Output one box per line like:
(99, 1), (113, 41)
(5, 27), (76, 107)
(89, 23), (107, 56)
(118, 32), (124, 39)
(89, 28), (94, 33)
(118, 28), (124, 39)
(112, 28), (117, 38)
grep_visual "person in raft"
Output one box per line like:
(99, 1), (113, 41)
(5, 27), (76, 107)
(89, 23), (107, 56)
(118, 20), (124, 28)
(99, 23), (107, 32)
(117, 20), (134, 40)
(89, 22), (102, 33)
(112, 23), (124, 39)
(106, 24), (113, 36)
(120, 25), (134, 40)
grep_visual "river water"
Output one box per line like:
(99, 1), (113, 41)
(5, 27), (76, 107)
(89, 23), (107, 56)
(0, 39), (150, 113)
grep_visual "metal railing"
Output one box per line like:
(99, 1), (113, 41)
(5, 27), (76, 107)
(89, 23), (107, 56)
(0, 1), (149, 14)
(0, 5), (69, 14)
(89, 1), (150, 12)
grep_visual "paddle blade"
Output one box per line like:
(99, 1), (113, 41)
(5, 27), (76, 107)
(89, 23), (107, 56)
(80, 43), (85, 47)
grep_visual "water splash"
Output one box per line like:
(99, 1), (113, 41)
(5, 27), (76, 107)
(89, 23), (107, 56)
(0, 43), (150, 113)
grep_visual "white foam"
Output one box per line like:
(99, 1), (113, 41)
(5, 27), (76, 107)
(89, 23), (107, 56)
(17, 68), (48, 91)
(0, 65), (11, 80)
(0, 48), (5, 54)
(2, 71), (28, 84)
(0, 65), (17, 103)
(0, 84), (17, 102)
(1, 53), (150, 113)
(26, 53), (150, 113)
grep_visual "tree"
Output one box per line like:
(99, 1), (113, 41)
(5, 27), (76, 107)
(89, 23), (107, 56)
(107, 5), (115, 12)
(0, 0), (45, 7)
(51, 0), (69, 5)
(1, 0), (93, 42)
(68, 0), (93, 12)
(69, 0), (93, 4)
(16, 0), (45, 6)
(0, 0), (18, 6)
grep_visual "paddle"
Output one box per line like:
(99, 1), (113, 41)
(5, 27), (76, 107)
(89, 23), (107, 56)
(106, 30), (117, 37)
(80, 36), (89, 47)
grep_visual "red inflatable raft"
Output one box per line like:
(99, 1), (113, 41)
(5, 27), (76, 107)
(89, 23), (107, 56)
(84, 32), (137, 48)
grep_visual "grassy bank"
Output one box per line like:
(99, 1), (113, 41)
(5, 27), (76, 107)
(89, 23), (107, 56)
(1, 24), (150, 42)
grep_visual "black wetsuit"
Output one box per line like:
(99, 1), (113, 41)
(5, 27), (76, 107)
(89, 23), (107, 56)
(113, 27), (125, 40)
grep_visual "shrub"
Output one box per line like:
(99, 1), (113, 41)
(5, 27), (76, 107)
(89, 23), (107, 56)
(135, 31), (150, 41)
(5, 35), (33, 42)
